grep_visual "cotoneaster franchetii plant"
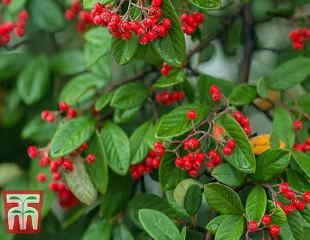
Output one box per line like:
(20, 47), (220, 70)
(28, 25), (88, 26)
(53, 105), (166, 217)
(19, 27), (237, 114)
(0, 0), (310, 239)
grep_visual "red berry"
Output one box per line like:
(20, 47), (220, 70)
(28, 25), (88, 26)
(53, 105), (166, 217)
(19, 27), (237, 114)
(247, 221), (258, 232)
(27, 146), (39, 158)
(293, 198), (305, 211)
(15, 27), (25, 37)
(226, 139), (236, 149)
(63, 160), (74, 172)
(303, 192), (310, 203)
(293, 120), (303, 131)
(223, 146), (232, 156)
(37, 173), (46, 183)
(269, 225), (280, 236)
(187, 110), (197, 120)
(49, 181), (59, 192)
(279, 182), (289, 193)
(53, 172), (62, 181)
(67, 108), (77, 119)
(59, 101), (69, 112)
(86, 153), (96, 164)
(50, 161), (60, 172)
(152, 0), (162, 7)
(262, 214), (271, 225)
(2, 0), (11, 5)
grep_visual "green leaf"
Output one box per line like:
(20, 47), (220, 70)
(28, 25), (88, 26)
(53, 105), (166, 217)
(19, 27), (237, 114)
(211, 163), (245, 187)
(114, 107), (140, 124)
(267, 57), (310, 90)
(29, 0), (65, 31)
(100, 172), (133, 218)
(229, 84), (257, 106)
(138, 209), (181, 240)
(95, 92), (113, 111)
(64, 157), (98, 205)
(0, 164), (22, 187)
(253, 149), (290, 181)
(84, 43), (108, 67)
(17, 55), (49, 105)
(280, 211), (305, 240)
(292, 151), (310, 178)
(184, 184), (202, 216)
(204, 183), (244, 215)
(112, 37), (139, 65)
(190, 0), (221, 9)
(156, 104), (209, 139)
(86, 131), (109, 194)
(127, 194), (184, 226)
(154, 0), (186, 66)
(113, 224), (134, 240)
(130, 122), (156, 164)
(287, 170), (310, 192)
(217, 114), (256, 173)
(215, 215), (245, 240)
(297, 94), (310, 114)
(59, 73), (105, 106)
(50, 117), (96, 158)
(245, 186), (267, 223)
(271, 107), (295, 148)
(159, 154), (187, 190)
(154, 70), (185, 88)
(206, 215), (230, 234)
(271, 206), (287, 226)
(100, 122), (130, 175)
(111, 83), (148, 109)
(173, 179), (201, 207)
(256, 78), (268, 98)
(51, 50), (86, 75)
(82, 219), (112, 240)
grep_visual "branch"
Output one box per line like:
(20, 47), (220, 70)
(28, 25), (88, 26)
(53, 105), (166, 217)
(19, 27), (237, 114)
(239, 3), (254, 83)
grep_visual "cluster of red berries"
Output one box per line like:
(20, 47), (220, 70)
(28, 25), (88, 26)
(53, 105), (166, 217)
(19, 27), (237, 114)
(0, 5), (28, 47)
(293, 119), (303, 131)
(155, 90), (185, 105)
(206, 149), (222, 170)
(130, 142), (165, 180)
(209, 85), (222, 102)
(160, 62), (173, 76)
(27, 142), (96, 209)
(91, 1), (172, 44)
(277, 182), (310, 215)
(247, 219), (280, 237)
(222, 139), (236, 156)
(65, 0), (93, 33)
(41, 101), (77, 123)
(289, 28), (310, 50)
(294, 138), (310, 153)
(175, 150), (206, 177)
(180, 12), (204, 35)
(232, 111), (252, 136)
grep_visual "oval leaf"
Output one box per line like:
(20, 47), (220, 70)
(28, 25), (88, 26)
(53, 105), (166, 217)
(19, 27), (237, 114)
(245, 185), (267, 223)
(211, 163), (245, 187)
(112, 37), (138, 65)
(215, 215), (245, 240)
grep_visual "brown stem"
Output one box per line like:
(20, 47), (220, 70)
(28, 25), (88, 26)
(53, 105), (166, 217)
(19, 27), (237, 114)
(239, 3), (254, 83)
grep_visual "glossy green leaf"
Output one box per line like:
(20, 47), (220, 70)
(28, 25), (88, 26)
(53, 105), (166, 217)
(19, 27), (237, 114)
(173, 179), (201, 207)
(206, 215), (230, 234)
(130, 122), (156, 164)
(271, 107), (295, 148)
(217, 114), (256, 173)
(154, 0), (186, 66)
(204, 183), (244, 215)
(113, 107), (140, 124)
(287, 170), (310, 192)
(86, 131), (109, 194)
(297, 94), (310, 114)
(154, 70), (185, 88)
(100, 122), (130, 175)
(253, 149), (290, 181)
(113, 224), (134, 240)
(190, 0), (221, 9)
(17, 55), (49, 105)
(138, 209), (181, 240)
(29, 0), (65, 31)
(271, 207), (287, 226)
(184, 184), (202, 216)
(211, 163), (245, 187)
(128, 194), (183, 226)
(215, 215), (244, 240)
(82, 219), (112, 240)
(64, 157), (98, 205)
(50, 117), (96, 158)
(245, 186), (267, 223)
(51, 50), (86, 75)
(111, 82), (148, 109)
(156, 104), (209, 139)
(229, 84), (257, 106)
(159, 154), (187, 190)
(112, 37), (139, 65)
(292, 151), (310, 178)
(59, 73), (105, 106)
(267, 57), (310, 90)
(95, 92), (113, 111)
